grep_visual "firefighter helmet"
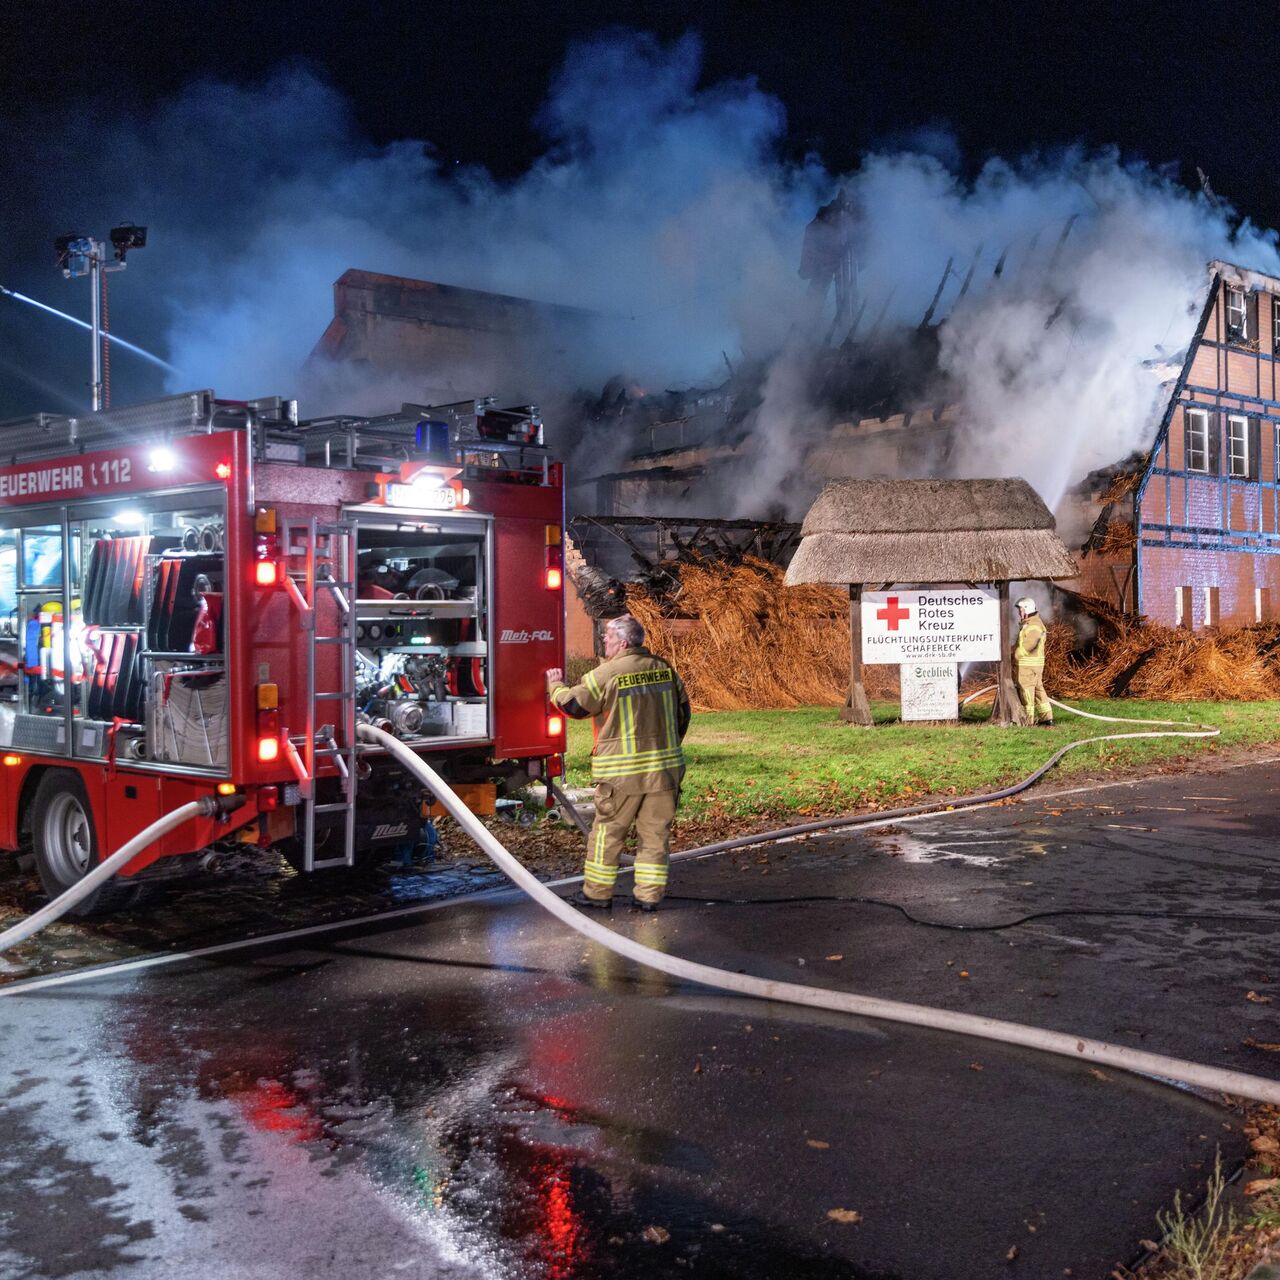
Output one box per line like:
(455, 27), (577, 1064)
(1015, 596), (1038, 615)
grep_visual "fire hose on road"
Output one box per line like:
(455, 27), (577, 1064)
(361, 718), (1280, 1107)
(0, 709), (1273, 1104)
(0, 794), (238, 955)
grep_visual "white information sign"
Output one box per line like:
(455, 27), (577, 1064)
(862, 588), (1001, 663)
(900, 662), (959, 721)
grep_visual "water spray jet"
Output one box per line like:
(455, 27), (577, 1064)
(0, 284), (177, 375)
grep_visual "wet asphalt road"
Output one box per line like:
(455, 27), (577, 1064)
(1, 763), (1278, 1280)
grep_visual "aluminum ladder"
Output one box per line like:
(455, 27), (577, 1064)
(283, 517), (359, 870)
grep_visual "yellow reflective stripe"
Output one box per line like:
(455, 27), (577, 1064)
(593, 751), (684, 767)
(593, 746), (685, 763)
(633, 866), (669, 882)
(584, 866), (618, 884)
(592, 768), (682, 781)
(593, 745), (684, 760)
(592, 759), (683, 777)
(621, 693), (636, 756)
(585, 670), (602, 698)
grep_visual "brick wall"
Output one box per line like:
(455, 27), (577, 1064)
(1139, 544), (1280, 626)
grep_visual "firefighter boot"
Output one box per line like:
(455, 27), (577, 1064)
(567, 891), (612, 911)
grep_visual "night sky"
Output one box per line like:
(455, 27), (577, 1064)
(7, 1), (1272, 204)
(2, 0), (1279, 417)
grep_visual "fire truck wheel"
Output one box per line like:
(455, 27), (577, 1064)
(30, 771), (148, 917)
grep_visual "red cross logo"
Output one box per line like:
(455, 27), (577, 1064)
(876, 595), (910, 631)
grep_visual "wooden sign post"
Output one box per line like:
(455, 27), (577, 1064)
(841, 583), (874, 726)
(991, 581), (1030, 726)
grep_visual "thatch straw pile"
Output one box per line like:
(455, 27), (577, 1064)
(628, 561), (1280, 709)
(1090, 518), (1137, 557)
(1049, 617), (1280, 701)
(626, 556), (857, 710)
(1100, 469), (1142, 504)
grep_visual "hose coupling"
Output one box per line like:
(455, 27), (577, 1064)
(199, 792), (244, 818)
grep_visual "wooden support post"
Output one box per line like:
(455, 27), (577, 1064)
(841, 583), (874, 726)
(992, 581), (1029, 726)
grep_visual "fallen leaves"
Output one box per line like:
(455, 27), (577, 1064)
(1246, 990), (1274, 1004)
(1250, 1135), (1280, 1154)
(642, 1225), (671, 1245)
(825, 954), (844, 962)
(806, 1139), (830, 1149)
(1244, 1177), (1279, 1197)
(826, 1208), (862, 1224)
(1245, 1038), (1280, 1053)
(1088, 1068), (1111, 1082)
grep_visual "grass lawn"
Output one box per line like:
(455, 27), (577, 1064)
(564, 700), (1280, 820)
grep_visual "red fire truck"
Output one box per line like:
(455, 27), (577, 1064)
(0, 390), (567, 913)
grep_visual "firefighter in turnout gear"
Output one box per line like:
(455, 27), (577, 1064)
(1013, 596), (1054, 726)
(546, 615), (691, 912)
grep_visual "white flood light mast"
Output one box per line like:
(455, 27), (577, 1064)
(53, 224), (148, 411)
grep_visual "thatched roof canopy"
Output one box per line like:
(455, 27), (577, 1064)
(785, 478), (1079, 585)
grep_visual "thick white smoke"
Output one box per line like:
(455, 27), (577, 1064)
(150, 34), (826, 403)
(5, 30), (1278, 514)
(730, 151), (1280, 517)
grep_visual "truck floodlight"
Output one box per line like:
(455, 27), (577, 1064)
(109, 224), (147, 262)
(215, 461), (232, 481)
(2, 755), (21, 767)
(545, 566), (563, 590)
(547, 714), (564, 737)
(254, 559), (280, 587)
(147, 446), (177, 472)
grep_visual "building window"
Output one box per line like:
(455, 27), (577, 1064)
(1185, 408), (1210, 473)
(1257, 587), (1272, 624)
(1204, 586), (1220, 628)
(1227, 414), (1250, 477)
(1227, 287), (1249, 340)
(1272, 298), (1280, 350)
(1175, 586), (1193, 629)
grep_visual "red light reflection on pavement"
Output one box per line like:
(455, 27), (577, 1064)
(231, 1077), (324, 1143)
(538, 1161), (582, 1278)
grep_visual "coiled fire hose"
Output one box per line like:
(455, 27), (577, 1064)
(362, 720), (1280, 1106)
(0, 795), (236, 955)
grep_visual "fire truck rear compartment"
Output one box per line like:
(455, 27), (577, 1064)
(350, 519), (490, 746)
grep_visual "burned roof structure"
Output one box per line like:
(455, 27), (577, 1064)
(785, 478), (1080, 587)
